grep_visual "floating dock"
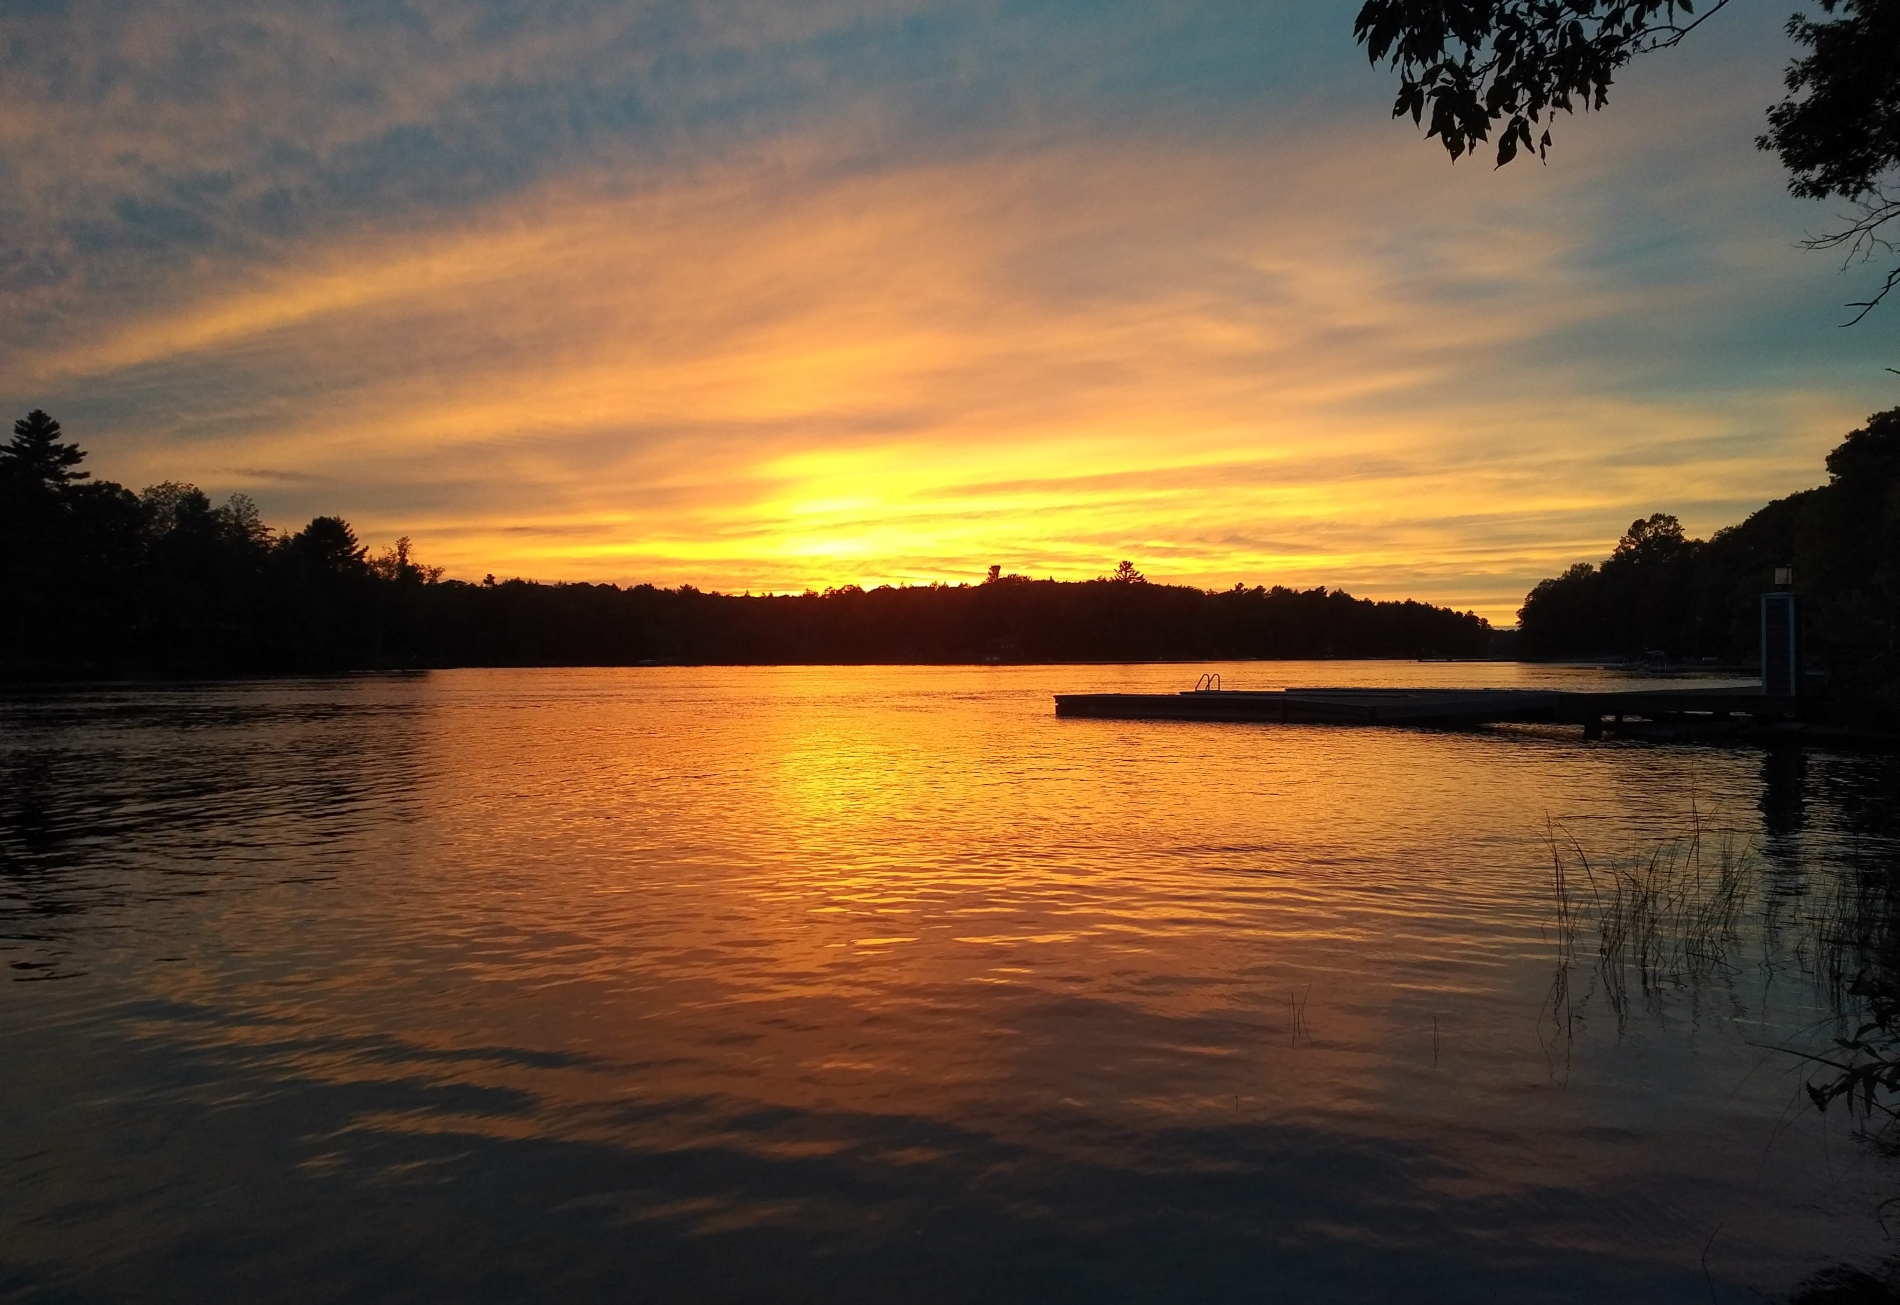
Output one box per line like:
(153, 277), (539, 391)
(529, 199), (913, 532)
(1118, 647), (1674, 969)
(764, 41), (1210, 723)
(1053, 686), (1796, 736)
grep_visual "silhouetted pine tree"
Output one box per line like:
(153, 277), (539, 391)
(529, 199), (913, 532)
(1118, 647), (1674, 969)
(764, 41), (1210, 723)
(2, 410), (89, 488)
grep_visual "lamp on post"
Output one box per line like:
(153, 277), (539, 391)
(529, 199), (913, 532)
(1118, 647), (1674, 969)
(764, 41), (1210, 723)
(1761, 566), (1802, 697)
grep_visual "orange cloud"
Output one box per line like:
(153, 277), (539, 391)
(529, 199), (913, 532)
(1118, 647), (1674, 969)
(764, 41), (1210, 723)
(13, 114), (1884, 623)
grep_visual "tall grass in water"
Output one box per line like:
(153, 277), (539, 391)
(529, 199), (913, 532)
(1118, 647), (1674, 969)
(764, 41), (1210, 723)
(1789, 856), (1900, 1022)
(1547, 810), (1900, 1134)
(1547, 811), (1754, 1033)
(1545, 800), (1900, 1301)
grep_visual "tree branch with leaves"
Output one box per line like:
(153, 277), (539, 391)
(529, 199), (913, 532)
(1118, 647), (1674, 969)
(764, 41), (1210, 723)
(1354, 0), (1900, 327)
(1353, 1), (1731, 166)
(1762, 1), (1900, 321)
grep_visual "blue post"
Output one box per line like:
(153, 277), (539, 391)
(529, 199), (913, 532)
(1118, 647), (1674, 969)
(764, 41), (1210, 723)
(1760, 566), (1802, 697)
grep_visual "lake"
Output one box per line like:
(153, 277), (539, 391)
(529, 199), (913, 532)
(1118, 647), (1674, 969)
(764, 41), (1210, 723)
(3, 663), (1898, 1302)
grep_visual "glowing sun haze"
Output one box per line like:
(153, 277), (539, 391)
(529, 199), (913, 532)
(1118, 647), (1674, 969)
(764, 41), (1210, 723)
(3, 0), (1894, 622)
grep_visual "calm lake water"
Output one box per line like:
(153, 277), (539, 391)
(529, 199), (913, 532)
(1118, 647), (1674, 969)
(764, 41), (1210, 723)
(4, 663), (1899, 1303)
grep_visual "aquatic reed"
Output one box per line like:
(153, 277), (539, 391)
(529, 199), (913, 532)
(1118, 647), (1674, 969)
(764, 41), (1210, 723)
(1546, 809), (1900, 1131)
(1541, 797), (1900, 1299)
(1547, 810), (1754, 1029)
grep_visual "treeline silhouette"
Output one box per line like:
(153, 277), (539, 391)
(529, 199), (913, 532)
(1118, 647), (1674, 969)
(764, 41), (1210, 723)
(1518, 407), (1899, 719)
(1, 411), (1493, 677)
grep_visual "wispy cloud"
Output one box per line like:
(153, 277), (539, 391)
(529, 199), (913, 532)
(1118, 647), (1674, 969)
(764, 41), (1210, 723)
(2, 1), (1891, 621)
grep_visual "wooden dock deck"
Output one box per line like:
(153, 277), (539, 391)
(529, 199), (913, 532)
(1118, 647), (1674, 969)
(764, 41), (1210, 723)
(1053, 686), (1795, 735)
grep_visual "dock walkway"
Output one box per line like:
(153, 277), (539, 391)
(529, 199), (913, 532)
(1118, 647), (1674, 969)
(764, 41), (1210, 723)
(1053, 686), (1793, 735)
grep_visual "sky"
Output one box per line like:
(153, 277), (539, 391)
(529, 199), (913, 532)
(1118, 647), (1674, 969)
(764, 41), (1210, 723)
(3, 0), (1895, 622)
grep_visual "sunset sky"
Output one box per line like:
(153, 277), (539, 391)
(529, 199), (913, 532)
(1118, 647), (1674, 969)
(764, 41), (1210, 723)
(4, 0), (1895, 622)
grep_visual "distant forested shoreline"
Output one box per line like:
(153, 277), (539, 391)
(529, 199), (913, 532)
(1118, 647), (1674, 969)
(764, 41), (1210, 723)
(1517, 408), (1899, 722)
(0, 412), (1494, 678)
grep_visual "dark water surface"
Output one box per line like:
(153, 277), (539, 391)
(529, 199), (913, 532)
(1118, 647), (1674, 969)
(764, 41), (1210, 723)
(4, 664), (1899, 1303)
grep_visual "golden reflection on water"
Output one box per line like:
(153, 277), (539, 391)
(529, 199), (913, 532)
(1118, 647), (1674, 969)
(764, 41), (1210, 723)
(1, 663), (1895, 1301)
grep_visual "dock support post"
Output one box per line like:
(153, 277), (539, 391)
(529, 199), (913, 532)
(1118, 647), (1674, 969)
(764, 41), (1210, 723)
(1584, 717), (1603, 739)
